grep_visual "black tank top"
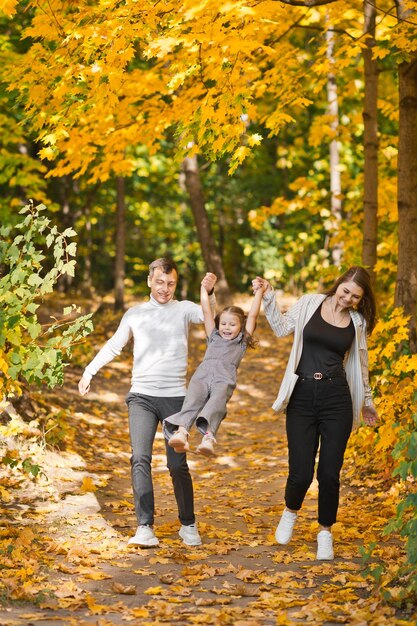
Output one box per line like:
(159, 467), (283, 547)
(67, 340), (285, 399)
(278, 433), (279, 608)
(296, 303), (355, 375)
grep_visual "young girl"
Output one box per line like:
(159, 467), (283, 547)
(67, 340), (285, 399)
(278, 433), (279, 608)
(163, 282), (266, 457)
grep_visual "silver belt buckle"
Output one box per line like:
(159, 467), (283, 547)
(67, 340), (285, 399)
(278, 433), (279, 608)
(314, 372), (323, 380)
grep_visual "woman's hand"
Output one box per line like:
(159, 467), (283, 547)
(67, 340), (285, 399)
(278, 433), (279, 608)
(362, 405), (379, 426)
(201, 272), (217, 294)
(252, 276), (271, 294)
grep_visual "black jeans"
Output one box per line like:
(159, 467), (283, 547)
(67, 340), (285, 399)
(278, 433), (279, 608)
(285, 376), (353, 527)
(126, 393), (195, 527)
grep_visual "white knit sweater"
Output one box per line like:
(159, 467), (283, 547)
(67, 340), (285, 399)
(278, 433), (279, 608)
(83, 295), (213, 397)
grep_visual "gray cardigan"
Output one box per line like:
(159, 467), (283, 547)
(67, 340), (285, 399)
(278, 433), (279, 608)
(263, 291), (373, 429)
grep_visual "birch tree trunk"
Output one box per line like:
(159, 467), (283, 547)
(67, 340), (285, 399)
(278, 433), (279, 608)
(326, 23), (342, 267)
(82, 207), (95, 297)
(114, 176), (126, 311)
(182, 156), (231, 304)
(361, 0), (379, 281)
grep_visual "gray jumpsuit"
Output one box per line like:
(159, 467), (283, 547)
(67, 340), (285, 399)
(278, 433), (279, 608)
(163, 329), (247, 438)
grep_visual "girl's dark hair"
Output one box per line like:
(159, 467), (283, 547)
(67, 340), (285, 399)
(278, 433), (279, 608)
(214, 306), (258, 349)
(326, 266), (377, 334)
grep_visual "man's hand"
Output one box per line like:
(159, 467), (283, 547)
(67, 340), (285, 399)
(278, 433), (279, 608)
(201, 272), (217, 294)
(362, 405), (379, 426)
(78, 376), (91, 396)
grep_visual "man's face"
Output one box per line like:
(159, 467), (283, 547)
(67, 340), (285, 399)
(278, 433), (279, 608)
(148, 268), (178, 304)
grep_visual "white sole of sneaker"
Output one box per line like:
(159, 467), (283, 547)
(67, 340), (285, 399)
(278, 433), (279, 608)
(172, 445), (189, 453)
(168, 438), (189, 453)
(316, 554), (334, 561)
(178, 531), (202, 546)
(196, 445), (215, 457)
(128, 538), (159, 547)
(275, 534), (291, 545)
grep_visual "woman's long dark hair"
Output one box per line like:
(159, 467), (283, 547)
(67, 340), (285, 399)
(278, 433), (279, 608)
(325, 266), (377, 334)
(214, 306), (258, 349)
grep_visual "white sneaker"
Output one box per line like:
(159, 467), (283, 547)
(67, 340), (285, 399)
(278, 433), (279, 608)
(179, 523), (202, 546)
(275, 508), (297, 545)
(168, 427), (189, 453)
(196, 434), (216, 457)
(128, 525), (159, 547)
(316, 530), (334, 560)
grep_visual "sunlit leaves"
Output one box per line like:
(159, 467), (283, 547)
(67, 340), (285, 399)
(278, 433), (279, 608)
(0, 202), (93, 396)
(0, 0), (18, 18)
(3, 0), (319, 181)
(347, 304), (417, 599)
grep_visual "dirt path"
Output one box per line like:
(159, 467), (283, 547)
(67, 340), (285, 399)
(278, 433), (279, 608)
(1, 303), (413, 625)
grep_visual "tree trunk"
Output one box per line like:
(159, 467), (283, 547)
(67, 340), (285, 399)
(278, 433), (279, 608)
(82, 206), (95, 297)
(326, 23), (342, 267)
(361, 0), (379, 282)
(114, 176), (126, 311)
(394, 53), (417, 351)
(182, 156), (232, 305)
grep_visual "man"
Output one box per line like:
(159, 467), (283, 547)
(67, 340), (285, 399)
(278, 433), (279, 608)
(78, 258), (217, 547)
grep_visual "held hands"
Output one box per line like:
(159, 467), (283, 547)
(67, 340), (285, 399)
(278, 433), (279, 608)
(201, 272), (217, 294)
(78, 375), (91, 396)
(362, 405), (379, 427)
(252, 276), (272, 294)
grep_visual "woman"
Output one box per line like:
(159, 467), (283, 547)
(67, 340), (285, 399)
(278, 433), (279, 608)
(253, 267), (379, 560)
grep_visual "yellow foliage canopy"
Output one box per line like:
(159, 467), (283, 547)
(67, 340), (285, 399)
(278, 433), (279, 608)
(1, 0), (376, 181)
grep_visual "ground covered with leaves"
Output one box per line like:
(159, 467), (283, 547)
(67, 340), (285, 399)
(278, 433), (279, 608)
(1, 299), (416, 625)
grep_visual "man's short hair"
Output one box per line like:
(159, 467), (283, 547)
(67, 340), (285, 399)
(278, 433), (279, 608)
(148, 258), (178, 277)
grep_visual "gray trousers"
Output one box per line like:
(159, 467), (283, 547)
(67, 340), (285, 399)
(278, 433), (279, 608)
(163, 378), (233, 438)
(126, 392), (195, 527)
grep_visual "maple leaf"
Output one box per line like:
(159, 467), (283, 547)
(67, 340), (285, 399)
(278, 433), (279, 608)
(79, 476), (97, 493)
(0, 0), (18, 17)
(85, 593), (112, 614)
(110, 582), (136, 595)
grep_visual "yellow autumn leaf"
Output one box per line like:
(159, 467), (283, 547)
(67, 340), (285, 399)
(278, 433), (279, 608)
(0, 485), (12, 503)
(16, 528), (35, 547)
(144, 585), (165, 595)
(110, 582), (136, 594)
(83, 570), (112, 580)
(38, 147), (57, 161)
(0, 353), (9, 374)
(0, 0), (18, 17)
(79, 476), (97, 492)
(131, 607), (150, 618)
(85, 593), (110, 614)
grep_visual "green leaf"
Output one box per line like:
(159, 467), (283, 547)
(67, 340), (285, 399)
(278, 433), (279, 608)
(46, 232), (55, 248)
(9, 352), (21, 365)
(27, 273), (43, 287)
(62, 227), (76, 237)
(10, 268), (27, 286)
(27, 321), (41, 339)
(66, 242), (77, 257)
(62, 260), (76, 277)
(26, 302), (39, 314)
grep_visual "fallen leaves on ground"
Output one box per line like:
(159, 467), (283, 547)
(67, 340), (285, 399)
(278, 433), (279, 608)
(0, 303), (415, 625)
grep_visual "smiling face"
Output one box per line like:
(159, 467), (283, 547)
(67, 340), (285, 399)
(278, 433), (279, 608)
(334, 280), (364, 310)
(218, 311), (242, 340)
(147, 267), (178, 304)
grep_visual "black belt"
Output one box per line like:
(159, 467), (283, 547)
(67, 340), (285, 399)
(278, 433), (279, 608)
(298, 371), (345, 380)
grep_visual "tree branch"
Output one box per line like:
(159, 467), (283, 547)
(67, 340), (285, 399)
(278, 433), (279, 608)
(271, 0), (339, 6)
